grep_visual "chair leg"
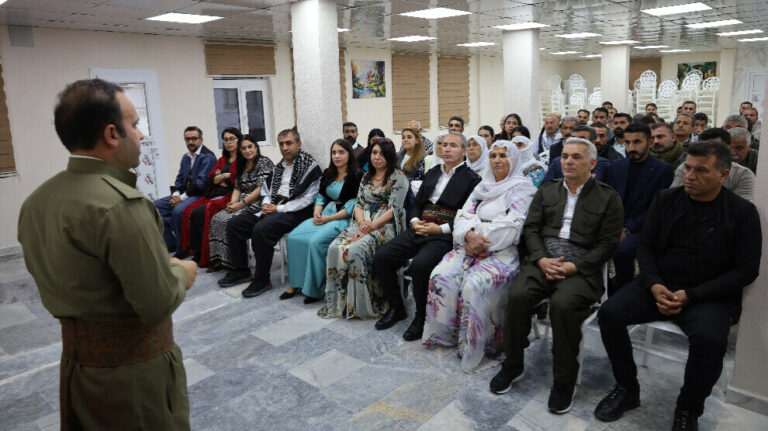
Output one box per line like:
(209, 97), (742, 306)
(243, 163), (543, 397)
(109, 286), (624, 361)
(642, 326), (654, 367)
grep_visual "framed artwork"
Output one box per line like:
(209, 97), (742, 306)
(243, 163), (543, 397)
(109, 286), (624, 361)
(677, 61), (717, 83)
(351, 60), (386, 98)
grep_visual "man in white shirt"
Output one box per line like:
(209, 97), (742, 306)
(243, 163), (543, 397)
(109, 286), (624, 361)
(218, 129), (322, 297)
(373, 132), (480, 339)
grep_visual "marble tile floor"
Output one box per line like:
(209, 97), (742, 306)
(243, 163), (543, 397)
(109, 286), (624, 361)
(1, 253), (767, 431)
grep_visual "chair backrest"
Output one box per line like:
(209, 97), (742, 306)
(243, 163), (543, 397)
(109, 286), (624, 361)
(588, 89), (601, 105)
(547, 75), (562, 92)
(636, 70), (657, 89)
(702, 76), (720, 91)
(681, 70), (703, 91)
(567, 74), (587, 91)
(569, 92), (586, 106)
(658, 79), (678, 100)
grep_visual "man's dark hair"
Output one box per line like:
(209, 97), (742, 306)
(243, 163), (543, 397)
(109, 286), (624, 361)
(613, 113), (632, 123)
(624, 122), (652, 141)
(741, 101), (753, 107)
(572, 125), (596, 142)
(683, 100), (697, 108)
(593, 107), (609, 116)
(343, 121), (357, 130)
(278, 128), (301, 143)
(651, 122), (674, 135)
(577, 109), (590, 116)
(591, 122), (607, 130)
(602, 101), (613, 108)
(693, 112), (709, 123)
(184, 126), (203, 137)
(640, 115), (656, 126)
(367, 128), (385, 143)
(687, 139), (733, 171)
(479, 125), (494, 137)
(645, 103), (657, 110)
(698, 127), (731, 145)
(449, 116), (465, 127)
(510, 125), (530, 139)
(54, 79), (125, 152)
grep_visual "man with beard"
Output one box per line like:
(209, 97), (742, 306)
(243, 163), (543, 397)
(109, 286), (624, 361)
(645, 103), (657, 115)
(743, 108), (761, 146)
(739, 101), (752, 115)
(543, 125), (612, 182)
(592, 122), (623, 161)
(343, 122), (364, 161)
(577, 109), (590, 125)
(607, 123), (673, 293)
(607, 113), (632, 156)
(650, 123), (686, 170)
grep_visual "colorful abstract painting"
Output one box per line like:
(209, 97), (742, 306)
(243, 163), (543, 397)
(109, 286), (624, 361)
(352, 60), (386, 98)
(677, 61), (717, 84)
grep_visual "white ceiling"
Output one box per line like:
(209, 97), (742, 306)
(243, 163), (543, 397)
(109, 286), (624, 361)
(1, 0), (767, 58)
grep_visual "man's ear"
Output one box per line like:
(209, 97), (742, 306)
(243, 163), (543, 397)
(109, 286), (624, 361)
(103, 124), (119, 149)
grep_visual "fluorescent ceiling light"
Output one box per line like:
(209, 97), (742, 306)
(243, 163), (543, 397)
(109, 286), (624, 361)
(581, 54), (602, 58)
(146, 12), (222, 24)
(659, 48), (691, 52)
(738, 36), (768, 42)
(642, 2), (711, 17)
(717, 29), (763, 36)
(388, 35), (436, 42)
(399, 8), (471, 19)
(492, 22), (550, 31)
(456, 42), (497, 47)
(539, 47), (548, 50)
(686, 19), (741, 29)
(634, 45), (669, 49)
(337, 28), (350, 32)
(599, 40), (640, 45)
(556, 32), (602, 39)
(551, 51), (581, 55)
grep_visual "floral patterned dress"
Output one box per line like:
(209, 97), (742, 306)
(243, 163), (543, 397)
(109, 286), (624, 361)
(422, 188), (535, 371)
(318, 171), (408, 319)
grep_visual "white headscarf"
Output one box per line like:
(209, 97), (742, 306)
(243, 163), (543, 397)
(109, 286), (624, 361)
(472, 140), (537, 201)
(511, 135), (543, 173)
(466, 134), (489, 173)
(432, 131), (449, 165)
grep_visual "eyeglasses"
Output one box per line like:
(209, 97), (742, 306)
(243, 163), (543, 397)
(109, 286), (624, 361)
(222, 137), (238, 143)
(184, 136), (200, 142)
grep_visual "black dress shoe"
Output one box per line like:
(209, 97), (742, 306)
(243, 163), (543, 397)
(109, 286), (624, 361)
(402, 315), (425, 341)
(375, 307), (407, 330)
(548, 382), (576, 414)
(242, 280), (272, 298)
(594, 384), (640, 422)
(279, 289), (299, 300)
(218, 270), (252, 287)
(206, 265), (222, 273)
(672, 408), (698, 431)
(303, 296), (320, 304)
(489, 366), (524, 394)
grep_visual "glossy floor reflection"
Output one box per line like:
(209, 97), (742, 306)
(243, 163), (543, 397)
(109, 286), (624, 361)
(1, 253), (766, 431)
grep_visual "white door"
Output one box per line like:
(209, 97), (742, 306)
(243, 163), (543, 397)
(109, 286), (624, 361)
(213, 79), (273, 147)
(746, 69), (767, 116)
(89, 69), (169, 201)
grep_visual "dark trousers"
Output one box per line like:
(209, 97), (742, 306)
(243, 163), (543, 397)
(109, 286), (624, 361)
(373, 229), (453, 316)
(598, 279), (733, 417)
(502, 261), (603, 386)
(189, 205), (206, 254)
(611, 232), (641, 295)
(225, 207), (312, 282)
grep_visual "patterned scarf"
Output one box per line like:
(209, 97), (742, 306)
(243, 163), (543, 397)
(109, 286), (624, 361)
(270, 150), (319, 203)
(651, 141), (685, 165)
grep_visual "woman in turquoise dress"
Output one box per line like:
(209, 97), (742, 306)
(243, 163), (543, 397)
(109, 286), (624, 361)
(282, 140), (362, 303)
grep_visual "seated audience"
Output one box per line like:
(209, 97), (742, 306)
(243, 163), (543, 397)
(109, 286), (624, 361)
(606, 123), (673, 294)
(427, 132), (448, 168)
(546, 116), (578, 163)
(184, 128), (241, 264)
(728, 127), (758, 174)
(343, 121), (364, 160)
(448, 116), (465, 133)
(650, 123), (686, 170)
(577, 109), (590, 125)
(671, 128), (755, 202)
(674, 113), (698, 149)
(360, 128), (386, 171)
(490, 137), (623, 415)
(607, 113), (632, 157)
(723, 114), (760, 150)
(218, 129), (322, 298)
(511, 125), (531, 139)
(645, 103), (657, 115)
(592, 122), (623, 161)
(423, 141), (537, 371)
(739, 101), (753, 115)
(693, 112), (708, 136)
(744, 107), (761, 145)
(319, 139), (408, 319)
(283, 140), (361, 303)
(536, 114), (562, 153)
(407, 119), (433, 154)
(495, 113), (523, 141)
(207, 135), (274, 273)
(544, 129), (611, 183)
(154, 126), (216, 256)
(682, 100), (697, 115)
(478, 125), (495, 149)
(398, 127), (428, 182)
(594, 140), (761, 431)
(510, 136), (547, 187)
(373, 132), (481, 339)
(466, 134), (490, 175)
(592, 107), (609, 125)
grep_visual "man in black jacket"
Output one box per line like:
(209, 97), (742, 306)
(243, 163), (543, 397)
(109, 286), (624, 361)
(594, 141), (762, 431)
(373, 132), (481, 340)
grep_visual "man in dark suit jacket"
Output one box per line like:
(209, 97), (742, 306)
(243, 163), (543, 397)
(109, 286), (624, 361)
(153, 126), (216, 257)
(606, 122), (673, 294)
(490, 138), (623, 415)
(373, 132), (481, 340)
(594, 141), (761, 431)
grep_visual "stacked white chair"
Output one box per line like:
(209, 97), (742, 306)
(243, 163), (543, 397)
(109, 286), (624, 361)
(657, 79), (679, 122)
(698, 77), (720, 127)
(540, 75), (566, 124)
(635, 70), (657, 115)
(566, 74), (588, 115)
(678, 70), (703, 109)
(587, 86), (602, 112)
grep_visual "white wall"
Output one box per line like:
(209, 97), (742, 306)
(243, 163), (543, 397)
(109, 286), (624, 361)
(343, 47), (393, 147)
(263, 41), (296, 162)
(732, 46), (768, 115)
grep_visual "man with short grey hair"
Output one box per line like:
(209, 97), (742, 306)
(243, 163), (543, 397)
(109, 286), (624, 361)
(728, 127), (758, 174)
(406, 119), (434, 154)
(537, 114), (562, 153)
(547, 115), (578, 162)
(674, 113), (698, 149)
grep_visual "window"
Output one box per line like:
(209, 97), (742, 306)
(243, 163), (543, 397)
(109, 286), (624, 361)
(392, 53), (431, 131)
(213, 79), (273, 146)
(437, 56), (470, 127)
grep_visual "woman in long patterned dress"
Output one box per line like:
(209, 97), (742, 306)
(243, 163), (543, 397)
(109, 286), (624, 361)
(281, 139), (361, 303)
(319, 138), (408, 320)
(422, 141), (537, 371)
(510, 136), (547, 188)
(207, 135), (274, 273)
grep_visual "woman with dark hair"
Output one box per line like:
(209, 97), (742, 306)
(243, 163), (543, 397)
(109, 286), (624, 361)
(319, 138), (409, 319)
(510, 125), (531, 139)
(206, 134), (274, 271)
(281, 139), (362, 303)
(494, 114), (523, 141)
(478, 125), (495, 149)
(359, 128), (386, 171)
(183, 127), (242, 262)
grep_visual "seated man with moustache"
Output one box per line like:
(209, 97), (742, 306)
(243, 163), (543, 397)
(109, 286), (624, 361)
(490, 137), (623, 415)
(543, 125), (612, 182)
(594, 140), (761, 431)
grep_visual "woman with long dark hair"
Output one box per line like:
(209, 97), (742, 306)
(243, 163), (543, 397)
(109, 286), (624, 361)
(282, 139), (362, 303)
(319, 138), (409, 319)
(494, 113), (524, 141)
(359, 128), (386, 171)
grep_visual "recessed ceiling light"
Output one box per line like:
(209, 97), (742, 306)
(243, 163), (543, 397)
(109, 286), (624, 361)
(642, 2), (711, 17)
(634, 45), (669, 49)
(659, 49), (692, 52)
(551, 51), (582, 55)
(738, 36), (768, 42)
(146, 12), (222, 24)
(456, 42), (497, 47)
(539, 47), (548, 50)
(686, 19), (742, 29)
(717, 29), (763, 36)
(599, 40), (640, 45)
(388, 35), (437, 42)
(581, 54), (602, 58)
(492, 22), (550, 31)
(555, 32), (602, 39)
(399, 7), (471, 19)
(337, 28), (350, 32)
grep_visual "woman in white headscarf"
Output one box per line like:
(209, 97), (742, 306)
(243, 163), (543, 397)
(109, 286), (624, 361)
(465, 134), (490, 175)
(422, 141), (537, 371)
(511, 136), (547, 187)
